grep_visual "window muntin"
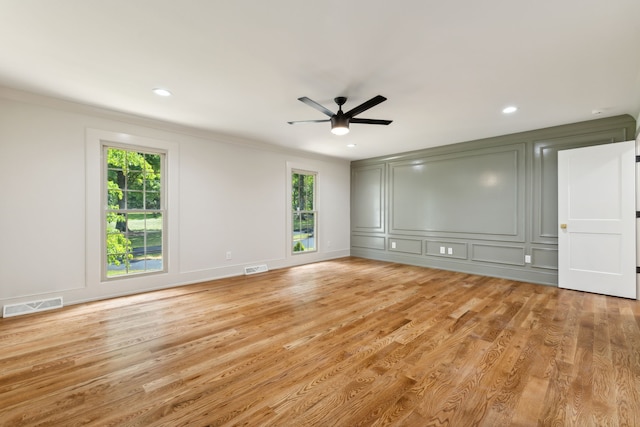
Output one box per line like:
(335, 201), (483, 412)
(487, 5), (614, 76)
(292, 170), (317, 253)
(105, 146), (165, 278)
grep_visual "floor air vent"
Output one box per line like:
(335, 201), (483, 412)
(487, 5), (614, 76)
(3, 297), (63, 318)
(244, 264), (268, 275)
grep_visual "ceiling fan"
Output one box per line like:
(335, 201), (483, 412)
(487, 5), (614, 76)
(288, 95), (392, 135)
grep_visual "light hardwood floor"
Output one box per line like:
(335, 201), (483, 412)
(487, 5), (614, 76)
(1, 257), (639, 426)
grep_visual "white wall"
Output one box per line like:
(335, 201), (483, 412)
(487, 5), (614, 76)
(637, 130), (640, 300)
(0, 89), (351, 312)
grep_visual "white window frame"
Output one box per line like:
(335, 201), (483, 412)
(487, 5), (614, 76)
(86, 129), (179, 287)
(291, 168), (318, 255)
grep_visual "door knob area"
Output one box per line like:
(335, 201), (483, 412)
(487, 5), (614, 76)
(560, 224), (567, 230)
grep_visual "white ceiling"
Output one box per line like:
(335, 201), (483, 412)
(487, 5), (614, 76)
(1, 0), (639, 160)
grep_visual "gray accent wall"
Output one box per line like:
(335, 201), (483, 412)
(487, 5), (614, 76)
(350, 115), (636, 285)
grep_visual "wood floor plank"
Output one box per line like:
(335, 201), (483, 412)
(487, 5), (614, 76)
(1, 257), (639, 426)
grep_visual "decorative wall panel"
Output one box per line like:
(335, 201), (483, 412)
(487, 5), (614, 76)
(531, 248), (558, 270)
(351, 164), (385, 233)
(389, 144), (525, 241)
(471, 244), (525, 266)
(532, 129), (627, 244)
(350, 115), (636, 285)
(351, 235), (385, 250)
(425, 240), (468, 259)
(388, 238), (422, 255)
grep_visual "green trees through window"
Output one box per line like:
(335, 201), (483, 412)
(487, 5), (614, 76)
(105, 147), (165, 277)
(292, 170), (316, 253)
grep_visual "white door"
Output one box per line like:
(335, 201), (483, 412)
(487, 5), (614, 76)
(558, 140), (636, 299)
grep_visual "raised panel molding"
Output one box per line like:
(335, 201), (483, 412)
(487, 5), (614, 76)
(350, 115), (636, 285)
(388, 143), (525, 241)
(471, 244), (525, 266)
(532, 129), (627, 244)
(531, 247), (558, 270)
(425, 240), (468, 259)
(351, 164), (385, 233)
(388, 238), (422, 255)
(351, 235), (385, 250)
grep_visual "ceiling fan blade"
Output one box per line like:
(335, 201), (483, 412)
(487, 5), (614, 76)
(287, 119), (331, 124)
(298, 97), (335, 117)
(344, 95), (387, 118)
(350, 118), (393, 125)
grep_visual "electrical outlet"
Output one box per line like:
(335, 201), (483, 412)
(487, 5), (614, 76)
(525, 255), (531, 264)
(226, 251), (232, 260)
(447, 247), (453, 255)
(439, 246), (445, 254)
(391, 242), (396, 249)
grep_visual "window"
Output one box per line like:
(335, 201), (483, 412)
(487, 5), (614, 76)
(105, 146), (165, 278)
(292, 170), (317, 253)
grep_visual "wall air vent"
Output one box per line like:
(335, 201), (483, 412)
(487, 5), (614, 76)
(3, 297), (63, 318)
(244, 264), (269, 275)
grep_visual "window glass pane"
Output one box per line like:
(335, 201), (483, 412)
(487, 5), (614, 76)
(107, 169), (121, 182)
(293, 212), (315, 252)
(108, 169), (125, 193)
(291, 170), (316, 253)
(303, 175), (314, 210)
(292, 172), (315, 211)
(145, 191), (161, 209)
(145, 176), (161, 192)
(292, 173), (298, 209)
(144, 250), (163, 270)
(106, 213), (132, 277)
(107, 183), (123, 209)
(146, 216), (163, 249)
(126, 191), (144, 209)
(127, 213), (146, 256)
(107, 148), (126, 167)
(127, 171), (144, 190)
(144, 153), (162, 173)
(127, 151), (143, 171)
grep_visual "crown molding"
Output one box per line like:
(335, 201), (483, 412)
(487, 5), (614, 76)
(0, 86), (348, 164)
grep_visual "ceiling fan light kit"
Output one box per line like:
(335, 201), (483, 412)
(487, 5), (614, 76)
(289, 95), (392, 135)
(330, 115), (350, 135)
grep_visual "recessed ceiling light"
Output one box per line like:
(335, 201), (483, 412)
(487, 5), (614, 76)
(502, 106), (518, 114)
(152, 88), (172, 97)
(347, 143), (356, 148)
